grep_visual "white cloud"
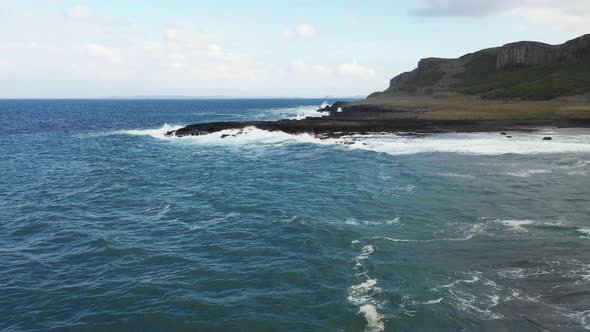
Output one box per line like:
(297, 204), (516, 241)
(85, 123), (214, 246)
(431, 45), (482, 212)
(296, 23), (316, 38)
(292, 61), (334, 75)
(283, 23), (317, 38)
(312, 64), (332, 74)
(0, 5), (386, 97)
(85, 43), (122, 64)
(66, 6), (91, 19)
(506, 2), (590, 35)
(292, 59), (307, 72)
(411, 0), (590, 34)
(338, 61), (376, 79)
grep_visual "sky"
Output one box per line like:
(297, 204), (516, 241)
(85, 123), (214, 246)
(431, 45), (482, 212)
(0, 0), (588, 98)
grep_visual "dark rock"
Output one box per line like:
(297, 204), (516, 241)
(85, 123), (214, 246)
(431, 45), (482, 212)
(501, 132), (507, 135)
(220, 134), (230, 138)
(543, 137), (552, 140)
(372, 34), (590, 99)
(506, 136), (512, 138)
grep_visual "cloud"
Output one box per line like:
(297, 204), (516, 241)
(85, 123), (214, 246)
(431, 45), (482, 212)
(296, 23), (316, 37)
(312, 64), (332, 74)
(291, 61), (334, 75)
(410, 0), (513, 17)
(65, 6), (91, 19)
(85, 43), (122, 64)
(507, 2), (590, 35)
(0, 4), (386, 97)
(292, 59), (307, 72)
(410, 0), (590, 34)
(338, 61), (376, 79)
(283, 23), (317, 38)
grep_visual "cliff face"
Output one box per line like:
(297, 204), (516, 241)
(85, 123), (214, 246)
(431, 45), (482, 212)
(496, 42), (559, 69)
(372, 34), (590, 100)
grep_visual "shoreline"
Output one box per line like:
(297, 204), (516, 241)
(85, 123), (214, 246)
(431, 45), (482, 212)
(166, 97), (590, 139)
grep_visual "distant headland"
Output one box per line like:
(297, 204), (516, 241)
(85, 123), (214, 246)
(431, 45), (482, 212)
(167, 35), (590, 138)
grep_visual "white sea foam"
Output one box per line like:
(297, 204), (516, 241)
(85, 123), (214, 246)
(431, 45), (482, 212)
(269, 104), (328, 120)
(498, 219), (535, 232)
(372, 234), (474, 243)
(116, 123), (184, 139)
(433, 272), (509, 320)
(346, 217), (400, 226)
(348, 243), (385, 332)
(565, 310), (590, 330)
(341, 131), (590, 156)
(124, 124), (590, 156)
(385, 217), (401, 225)
(578, 228), (590, 239)
(358, 245), (375, 260)
(438, 173), (476, 179)
(423, 298), (444, 305)
(504, 169), (552, 177)
(358, 304), (385, 332)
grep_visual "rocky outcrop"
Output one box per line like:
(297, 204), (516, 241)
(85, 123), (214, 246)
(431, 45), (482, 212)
(371, 34), (590, 99)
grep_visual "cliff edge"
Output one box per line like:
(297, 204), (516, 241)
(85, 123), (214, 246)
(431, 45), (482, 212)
(369, 34), (590, 100)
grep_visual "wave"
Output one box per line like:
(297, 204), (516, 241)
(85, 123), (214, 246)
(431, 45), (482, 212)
(115, 123), (184, 139)
(345, 217), (400, 226)
(432, 271), (521, 320)
(578, 228), (590, 239)
(504, 169), (552, 177)
(344, 131), (590, 156)
(437, 173), (476, 179)
(263, 103), (328, 120)
(349, 242), (385, 332)
(118, 124), (590, 156)
(370, 234), (474, 243)
(497, 219), (535, 232)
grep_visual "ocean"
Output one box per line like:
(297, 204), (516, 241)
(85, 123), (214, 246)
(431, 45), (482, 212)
(1, 99), (589, 331)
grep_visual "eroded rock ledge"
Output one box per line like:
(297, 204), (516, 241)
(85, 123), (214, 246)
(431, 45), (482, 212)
(166, 104), (590, 138)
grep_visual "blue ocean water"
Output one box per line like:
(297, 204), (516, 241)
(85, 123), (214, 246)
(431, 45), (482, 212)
(1, 99), (589, 331)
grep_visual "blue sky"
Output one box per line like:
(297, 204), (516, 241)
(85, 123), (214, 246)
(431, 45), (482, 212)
(0, 0), (587, 98)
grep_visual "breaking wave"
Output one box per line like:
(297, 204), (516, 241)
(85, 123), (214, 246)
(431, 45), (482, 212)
(578, 228), (590, 239)
(123, 125), (590, 156)
(114, 123), (184, 139)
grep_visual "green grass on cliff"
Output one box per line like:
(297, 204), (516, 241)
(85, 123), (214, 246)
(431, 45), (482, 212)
(454, 54), (590, 100)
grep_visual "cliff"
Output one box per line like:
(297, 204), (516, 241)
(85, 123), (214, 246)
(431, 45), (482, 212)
(370, 34), (590, 100)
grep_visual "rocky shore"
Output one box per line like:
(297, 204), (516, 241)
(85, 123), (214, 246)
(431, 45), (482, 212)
(166, 101), (590, 138)
(167, 34), (590, 139)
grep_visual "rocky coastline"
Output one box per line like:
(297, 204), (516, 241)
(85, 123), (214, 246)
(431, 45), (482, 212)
(166, 34), (590, 139)
(166, 101), (590, 138)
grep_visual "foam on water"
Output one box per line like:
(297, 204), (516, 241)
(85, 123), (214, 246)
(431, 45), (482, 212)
(498, 220), (536, 232)
(358, 304), (385, 332)
(123, 123), (590, 156)
(344, 131), (590, 156)
(504, 169), (552, 177)
(349, 243), (385, 332)
(116, 123), (184, 139)
(565, 310), (590, 331)
(267, 103), (329, 120)
(345, 217), (400, 226)
(372, 234), (474, 243)
(423, 298), (444, 305)
(578, 228), (590, 239)
(432, 272), (523, 320)
(438, 173), (476, 179)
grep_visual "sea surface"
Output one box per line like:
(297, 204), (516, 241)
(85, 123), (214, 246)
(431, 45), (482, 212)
(1, 99), (589, 331)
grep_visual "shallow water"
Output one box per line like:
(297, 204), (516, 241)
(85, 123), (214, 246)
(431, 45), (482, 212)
(1, 99), (589, 331)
